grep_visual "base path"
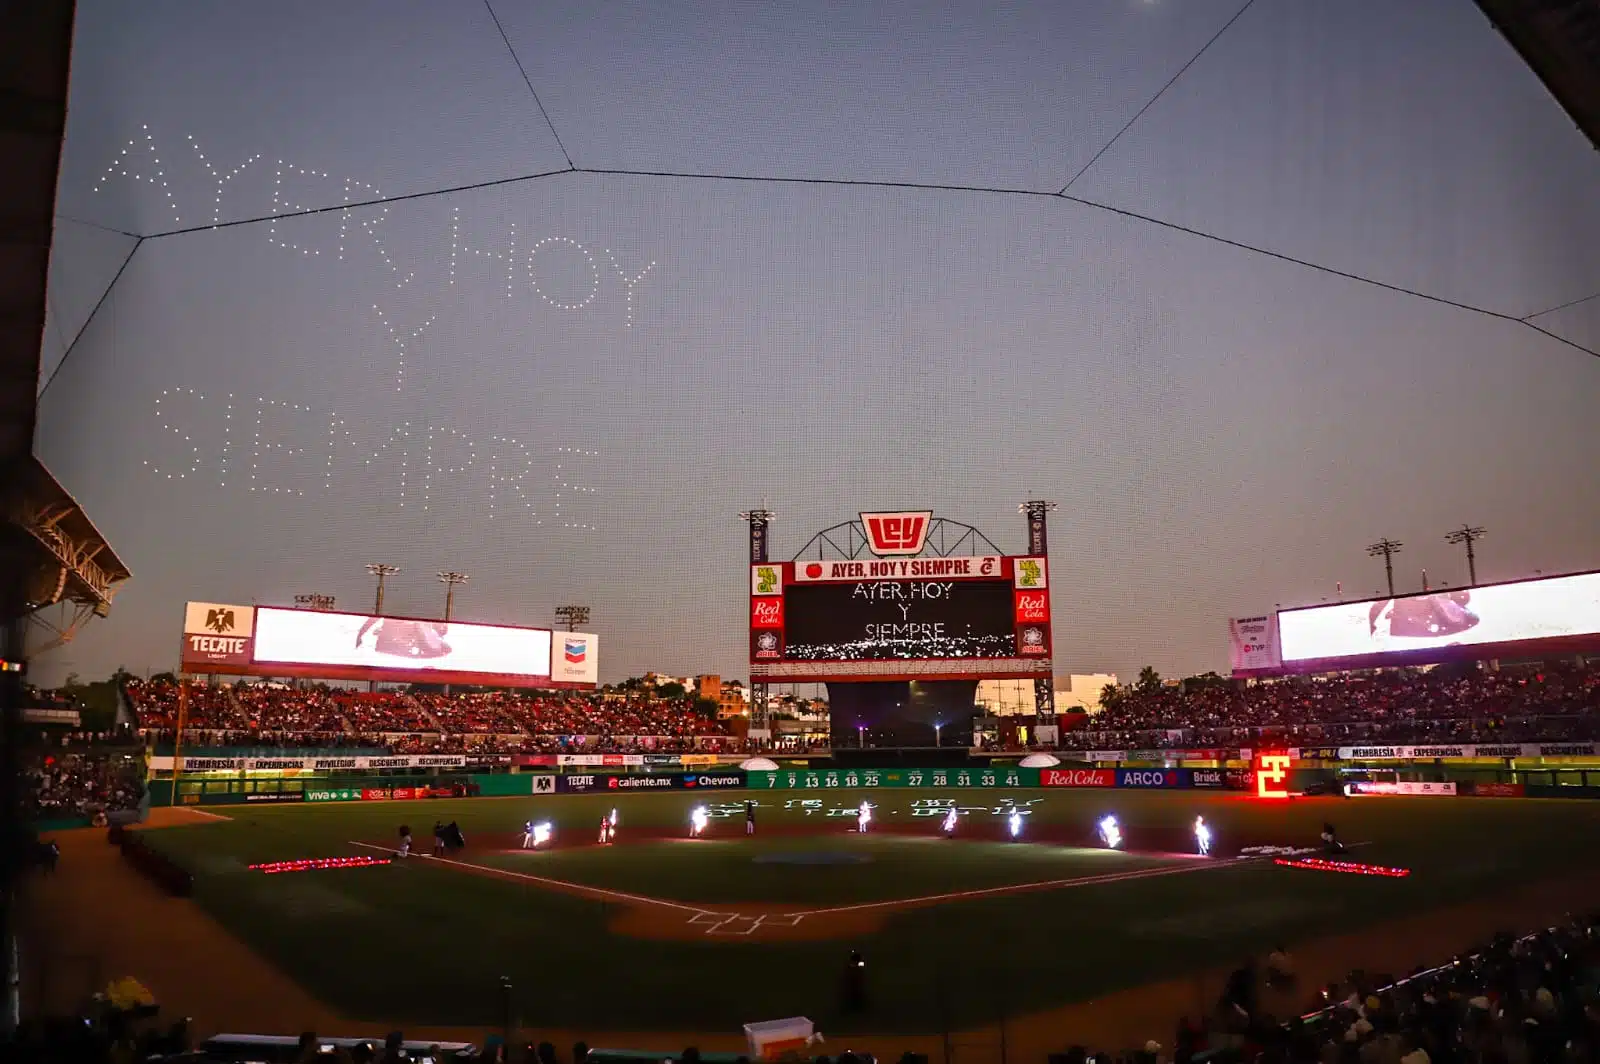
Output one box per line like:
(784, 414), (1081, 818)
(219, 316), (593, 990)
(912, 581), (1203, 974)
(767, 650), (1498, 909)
(350, 840), (1242, 942)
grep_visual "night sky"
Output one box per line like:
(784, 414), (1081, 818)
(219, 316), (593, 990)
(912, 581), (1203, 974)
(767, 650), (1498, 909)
(31, 0), (1600, 686)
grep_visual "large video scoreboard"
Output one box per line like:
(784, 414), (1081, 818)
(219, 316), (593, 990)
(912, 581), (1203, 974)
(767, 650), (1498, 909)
(749, 553), (1053, 681)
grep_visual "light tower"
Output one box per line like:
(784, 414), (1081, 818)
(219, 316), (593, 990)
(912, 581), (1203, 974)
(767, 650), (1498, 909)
(1366, 539), (1403, 597)
(437, 571), (468, 621)
(365, 563), (400, 615)
(554, 605), (590, 632)
(1444, 525), (1486, 587)
(293, 593), (336, 611)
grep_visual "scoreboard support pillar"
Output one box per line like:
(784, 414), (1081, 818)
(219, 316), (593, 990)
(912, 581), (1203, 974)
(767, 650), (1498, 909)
(1021, 499), (1057, 724)
(742, 505), (775, 746)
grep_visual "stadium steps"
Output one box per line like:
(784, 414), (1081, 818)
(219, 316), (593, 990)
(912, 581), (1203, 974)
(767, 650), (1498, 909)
(400, 693), (445, 731)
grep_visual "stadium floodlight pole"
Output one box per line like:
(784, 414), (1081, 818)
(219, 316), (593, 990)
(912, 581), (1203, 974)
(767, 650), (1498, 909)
(1366, 538), (1403, 597)
(554, 605), (590, 632)
(1444, 525), (1486, 587)
(437, 572), (469, 622)
(293, 593), (336, 612)
(365, 563), (400, 615)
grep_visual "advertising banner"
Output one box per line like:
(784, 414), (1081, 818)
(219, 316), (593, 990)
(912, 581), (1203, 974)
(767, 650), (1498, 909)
(1227, 615), (1281, 673)
(751, 563), (783, 596)
(1115, 768), (1190, 788)
(181, 601), (257, 670)
(1039, 768), (1115, 788)
(680, 772), (746, 790)
(531, 775), (556, 794)
(1325, 744), (1597, 761)
(551, 632), (600, 686)
(1013, 558), (1047, 590)
(150, 754), (468, 772)
(1277, 570), (1600, 666)
(1013, 589), (1050, 623)
(251, 606), (553, 685)
(1189, 768), (1233, 789)
(1472, 782), (1526, 797)
(1346, 781), (1459, 796)
(751, 597), (784, 629)
(790, 555), (1006, 583)
(304, 788), (363, 802)
(556, 753), (645, 767)
(748, 766), (1035, 790)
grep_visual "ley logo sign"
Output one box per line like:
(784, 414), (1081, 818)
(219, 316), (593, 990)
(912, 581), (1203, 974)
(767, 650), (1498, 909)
(860, 511), (933, 556)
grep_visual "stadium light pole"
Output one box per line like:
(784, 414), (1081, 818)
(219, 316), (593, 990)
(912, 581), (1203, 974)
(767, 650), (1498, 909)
(554, 605), (590, 632)
(1444, 525), (1486, 587)
(365, 564), (400, 615)
(1366, 539), (1403, 597)
(293, 593), (336, 612)
(437, 572), (469, 622)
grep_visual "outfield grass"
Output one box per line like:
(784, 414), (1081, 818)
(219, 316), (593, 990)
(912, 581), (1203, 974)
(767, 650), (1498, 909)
(140, 790), (1600, 1035)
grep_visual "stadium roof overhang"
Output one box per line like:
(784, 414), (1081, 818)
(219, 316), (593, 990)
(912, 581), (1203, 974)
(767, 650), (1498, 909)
(1474, 0), (1600, 151)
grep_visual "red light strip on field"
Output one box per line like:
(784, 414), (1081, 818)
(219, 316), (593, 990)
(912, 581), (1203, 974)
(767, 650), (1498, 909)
(248, 856), (391, 875)
(1273, 857), (1410, 878)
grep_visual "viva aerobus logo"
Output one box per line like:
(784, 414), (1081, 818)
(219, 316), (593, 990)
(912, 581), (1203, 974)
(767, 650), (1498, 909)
(860, 511), (933, 556)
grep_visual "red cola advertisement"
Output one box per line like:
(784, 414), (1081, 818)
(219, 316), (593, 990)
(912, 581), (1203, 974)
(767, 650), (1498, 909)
(1040, 768), (1115, 787)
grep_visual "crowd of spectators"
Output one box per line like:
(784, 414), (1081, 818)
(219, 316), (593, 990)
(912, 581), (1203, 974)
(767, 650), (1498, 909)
(1074, 663), (1600, 751)
(128, 679), (736, 749)
(11, 911), (1600, 1064)
(22, 750), (146, 820)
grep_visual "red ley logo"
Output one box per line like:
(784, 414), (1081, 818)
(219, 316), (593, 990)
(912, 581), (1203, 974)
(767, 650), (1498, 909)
(1014, 590), (1049, 623)
(751, 597), (784, 629)
(860, 511), (933, 556)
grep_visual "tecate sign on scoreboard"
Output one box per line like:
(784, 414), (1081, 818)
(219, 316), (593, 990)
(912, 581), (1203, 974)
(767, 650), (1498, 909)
(251, 606), (553, 681)
(182, 602), (256, 668)
(1278, 570), (1600, 665)
(551, 631), (600, 686)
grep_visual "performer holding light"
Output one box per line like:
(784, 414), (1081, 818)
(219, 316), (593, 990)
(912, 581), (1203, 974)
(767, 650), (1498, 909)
(1008, 809), (1023, 839)
(857, 801), (872, 833)
(690, 807), (709, 838)
(1195, 815), (1212, 856)
(1099, 814), (1122, 849)
(941, 807), (958, 836)
(598, 812), (616, 845)
(521, 819), (537, 849)
(529, 821), (552, 849)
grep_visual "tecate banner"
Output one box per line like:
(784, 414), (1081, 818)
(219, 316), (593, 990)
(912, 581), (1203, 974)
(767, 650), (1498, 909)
(182, 601), (257, 668)
(1277, 570), (1600, 664)
(551, 631), (600, 686)
(251, 606), (553, 681)
(1228, 615), (1281, 672)
(1039, 768), (1116, 788)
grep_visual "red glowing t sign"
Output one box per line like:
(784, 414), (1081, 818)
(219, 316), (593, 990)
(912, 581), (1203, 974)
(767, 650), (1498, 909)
(1256, 754), (1291, 799)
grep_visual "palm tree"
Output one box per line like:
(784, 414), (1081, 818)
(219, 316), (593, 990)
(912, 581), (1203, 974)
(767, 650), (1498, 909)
(1136, 666), (1162, 693)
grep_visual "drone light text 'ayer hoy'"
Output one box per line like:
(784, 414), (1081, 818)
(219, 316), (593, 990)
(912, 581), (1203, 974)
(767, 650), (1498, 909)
(98, 129), (668, 529)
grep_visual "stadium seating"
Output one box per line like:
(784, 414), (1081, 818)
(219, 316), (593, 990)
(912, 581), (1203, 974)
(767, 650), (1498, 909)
(127, 680), (735, 750)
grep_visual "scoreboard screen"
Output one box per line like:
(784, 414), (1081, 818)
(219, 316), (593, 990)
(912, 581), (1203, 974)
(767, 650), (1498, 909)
(783, 579), (1018, 660)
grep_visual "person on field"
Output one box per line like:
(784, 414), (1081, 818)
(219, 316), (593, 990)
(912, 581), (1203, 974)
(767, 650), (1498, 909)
(522, 819), (537, 849)
(445, 821), (466, 851)
(432, 821), (446, 856)
(745, 800), (756, 836)
(841, 951), (867, 1013)
(1321, 822), (1344, 854)
(397, 824), (412, 858)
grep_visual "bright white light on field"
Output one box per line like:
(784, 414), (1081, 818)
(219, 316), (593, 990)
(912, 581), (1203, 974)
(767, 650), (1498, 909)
(690, 807), (708, 837)
(1099, 815), (1122, 849)
(942, 808), (958, 835)
(857, 801), (872, 832)
(532, 822), (552, 848)
(1009, 810), (1023, 838)
(1195, 815), (1211, 856)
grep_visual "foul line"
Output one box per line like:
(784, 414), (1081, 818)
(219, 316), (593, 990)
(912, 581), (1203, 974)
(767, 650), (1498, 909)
(352, 839), (1249, 920)
(348, 841), (706, 913)
(803, 855), (1242, 917)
